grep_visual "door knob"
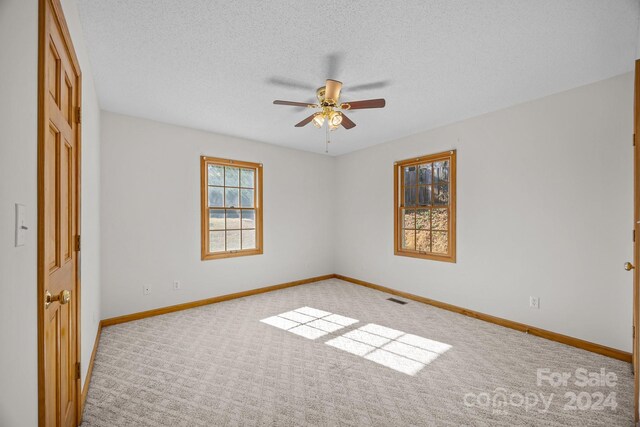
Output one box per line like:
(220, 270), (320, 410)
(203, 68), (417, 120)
(624, 262), (635, 271)
(45, 289), (71, 308)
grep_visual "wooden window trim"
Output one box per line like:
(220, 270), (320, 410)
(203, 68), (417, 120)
(200, 156), (263, 260)
(394, 150), (456, 263)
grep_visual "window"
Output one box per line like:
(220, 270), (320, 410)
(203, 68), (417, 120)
(201, 156), (263, 260)
(394, 150), (456, 262)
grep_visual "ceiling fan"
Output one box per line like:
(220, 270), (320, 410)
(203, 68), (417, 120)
(273, 79), (386, 130)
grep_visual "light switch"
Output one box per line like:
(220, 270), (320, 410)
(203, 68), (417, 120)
(15, 203), (27, 247)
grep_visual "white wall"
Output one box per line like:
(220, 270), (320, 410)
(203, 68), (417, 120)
(0, 1), (39, 425)
(0, 0), (100, 425)
(100, 112), (335, 319)
(335, 72), (634, 352)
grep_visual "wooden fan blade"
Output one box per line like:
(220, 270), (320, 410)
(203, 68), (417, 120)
(341, 113), (356, 129)
(342, 98), (386, 110)
(325, 79), (342, 103)
(295, 114), (315, 127)
(274, 100), (313, 107)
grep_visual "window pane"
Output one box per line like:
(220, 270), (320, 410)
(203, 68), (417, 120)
(225, 167), (239, 187)
(432, 208), (448, 230)
(242, 230), (256, 249)
(240, 189), (254, 208)
(416, 209), (430, 229)
(226, 209), (240, 229)
(242, 209), (255, 229)
(226, 230), (241, 251)
(402, 230), (415, 250)
(418, 186), (432, 206)
(209, 209), (225, 230)
(404, 186), (416, 207)
(208, 187), (223, 207)
(433, 161), (449, 184)
(225, 188), (239, 207)
(433, 184), (449, 205)
(432, 231), (448, 254)
(210, 231), (225, 252)
(208, 165), (224, 186)
(402, 209), (415, 229)
(418, 163), (432, 185)
(416, 230), (431, 252)
(404, 166), (416, 186)
(240, 168), (254, 188)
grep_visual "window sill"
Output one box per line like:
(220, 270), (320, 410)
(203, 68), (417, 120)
(202, 249), (263, 261)
(394, 249), (456, 263)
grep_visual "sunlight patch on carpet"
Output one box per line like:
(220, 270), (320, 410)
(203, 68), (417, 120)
(326, 323), (452, 376)
(260, 308), (450, 375)
(260, 306), (358, 340)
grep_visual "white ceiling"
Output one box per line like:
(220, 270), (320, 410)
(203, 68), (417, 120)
(77, 0), (639, 156)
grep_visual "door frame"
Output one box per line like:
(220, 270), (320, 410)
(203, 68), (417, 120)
(37, 0), (83, 424)
(634, 59), (640, 423)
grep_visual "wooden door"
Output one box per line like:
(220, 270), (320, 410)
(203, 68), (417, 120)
(633, 60), (640, 423)
(38, 0), (82, 426)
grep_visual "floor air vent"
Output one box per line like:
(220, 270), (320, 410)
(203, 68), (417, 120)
(387, 297), (408, 305)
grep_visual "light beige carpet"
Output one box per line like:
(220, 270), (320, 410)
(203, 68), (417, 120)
(81, 279), (633, 426)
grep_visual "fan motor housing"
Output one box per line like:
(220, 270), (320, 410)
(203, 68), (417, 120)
(316, 86), (338, 107)
(316, 86), (326, 104)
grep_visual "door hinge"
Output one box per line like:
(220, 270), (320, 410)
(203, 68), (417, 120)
(75, 362), (81, 380)
(634, 134), (636, 147)
(75, 235), (81, 252)
(634, 229), (636, 243)
(633, 325), (635, 339)
(75, 107), (81, 124)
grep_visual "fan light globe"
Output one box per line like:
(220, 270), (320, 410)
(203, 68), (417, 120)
(312, 113), (325, 128)
(329, 111), (343, 127)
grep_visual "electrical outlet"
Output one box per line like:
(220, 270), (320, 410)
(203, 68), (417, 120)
(529, 296), (540, 309)
(173, 280), (181, 290)
(143, 284), (152, 295)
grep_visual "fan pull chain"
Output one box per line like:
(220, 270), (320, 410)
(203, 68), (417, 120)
(325, 123), (330, 153)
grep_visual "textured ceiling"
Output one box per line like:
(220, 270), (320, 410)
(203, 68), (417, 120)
(77, 0), (639, 156)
